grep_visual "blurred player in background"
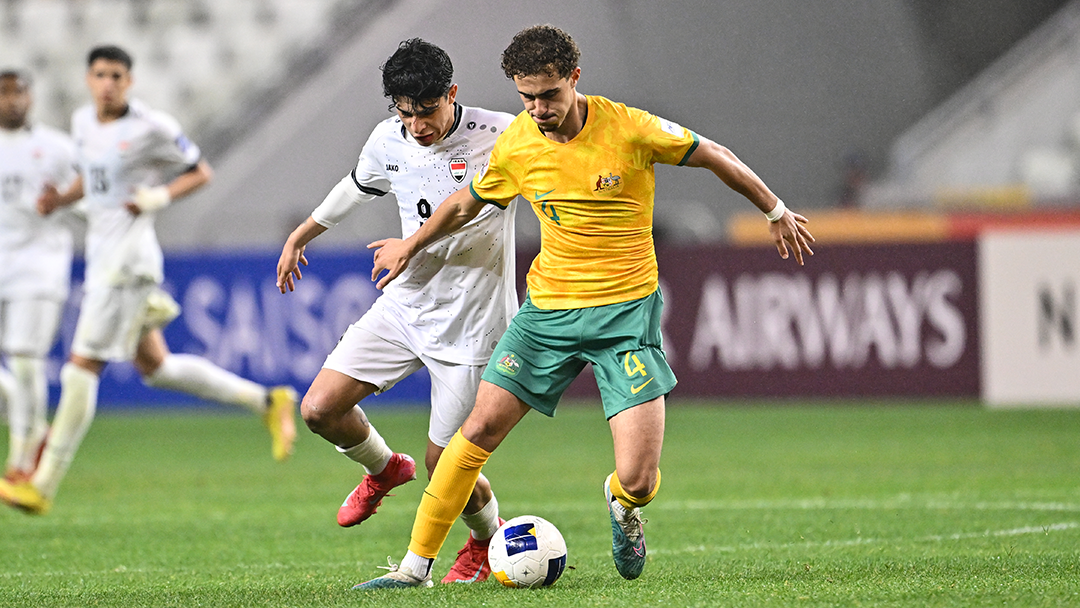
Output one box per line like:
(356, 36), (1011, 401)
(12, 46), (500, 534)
(0, 45), (298, 516)
(0, 69), (77, 484)
(357, 24), (815, 588)
(277, 38), (516, 584)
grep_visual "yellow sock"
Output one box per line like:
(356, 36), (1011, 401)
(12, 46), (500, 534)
(610, 469), (661, 509)
(408, 430), (491, 558)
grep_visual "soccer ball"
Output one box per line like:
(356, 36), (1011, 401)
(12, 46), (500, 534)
(487, 515), (567, 588)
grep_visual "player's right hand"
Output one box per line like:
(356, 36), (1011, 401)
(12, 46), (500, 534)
(276, 245), (308, 293)
(368, 237), (411, 290)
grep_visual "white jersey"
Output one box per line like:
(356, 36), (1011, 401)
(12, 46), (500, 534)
(0, 124), (77, 301)
(71, 98), (201, 289)
(313, 104), (518, 365)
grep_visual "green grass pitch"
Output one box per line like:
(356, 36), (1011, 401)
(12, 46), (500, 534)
(2, 400), (1079, 607)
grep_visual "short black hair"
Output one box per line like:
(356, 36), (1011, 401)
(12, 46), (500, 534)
(381, 38), (453, 106)
(501, 25), (580, 80)
(0, 69), (31, 89)
(87, 45), (133, 70)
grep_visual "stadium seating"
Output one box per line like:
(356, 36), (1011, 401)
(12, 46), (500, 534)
(0, 0), (348, 149)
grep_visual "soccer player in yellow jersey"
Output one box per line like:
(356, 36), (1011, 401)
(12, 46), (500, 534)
(356, 25), (815, 588)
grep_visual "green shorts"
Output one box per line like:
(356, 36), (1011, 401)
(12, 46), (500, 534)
(482, 289), (677, 419)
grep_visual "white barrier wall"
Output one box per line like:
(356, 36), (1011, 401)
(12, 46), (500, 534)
(980, 229), (1080, 406)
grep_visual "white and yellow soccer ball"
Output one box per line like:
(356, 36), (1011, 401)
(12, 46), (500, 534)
(488, 515), (567, 588)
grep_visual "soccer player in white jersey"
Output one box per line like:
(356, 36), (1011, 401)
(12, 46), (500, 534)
(276, 39), (517, 584)
(0, 70), (77, 484)
(0, 45), (298, 516)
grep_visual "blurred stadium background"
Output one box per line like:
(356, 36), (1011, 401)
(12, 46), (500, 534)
(2, 0), (1078, 407)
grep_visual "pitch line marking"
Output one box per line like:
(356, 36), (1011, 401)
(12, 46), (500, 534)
(648, 521), (1080, 556)
(501, 495), (1080, 515)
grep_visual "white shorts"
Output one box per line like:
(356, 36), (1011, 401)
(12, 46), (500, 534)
(323, 319), (484, 448)
(71, 283), (179, 362)
(0, 298), (64, 357)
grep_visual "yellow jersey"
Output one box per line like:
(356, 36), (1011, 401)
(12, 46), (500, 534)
(470, 95), (699, 310)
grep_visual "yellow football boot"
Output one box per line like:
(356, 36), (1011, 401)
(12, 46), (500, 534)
(0, 478), (51, 515)
(264, 386), (298, 461)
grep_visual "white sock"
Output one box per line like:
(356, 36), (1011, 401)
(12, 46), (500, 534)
(33, 363), (99, 498)
(0, 364), (27, 471)
(400, 551), (433, 579)
(460, 485), (500, 540)
(10, 356), (49, 469)
(336, 422), (392, 475)
(143, 354), (268, 414)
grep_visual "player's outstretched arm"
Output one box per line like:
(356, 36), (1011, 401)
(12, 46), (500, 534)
(277, 216), (328, 294)
(686, 137), (815, 265)
(368, 187), (487, 290)
(36, 175), (85, 215)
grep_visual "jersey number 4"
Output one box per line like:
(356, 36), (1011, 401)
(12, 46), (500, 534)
(541, 201), (561, 225)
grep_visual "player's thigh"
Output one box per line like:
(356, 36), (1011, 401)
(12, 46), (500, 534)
(584, 290), (677, 419)
(0, 298), (64, 357)
(71, 283), (155, 362)
(322, 323), (424, 396)
(304, 367), (379, 415)
(422, 358), (485, 448)
(480, 298), (587, 417)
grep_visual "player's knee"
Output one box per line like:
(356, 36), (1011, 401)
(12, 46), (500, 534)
(460, 415), (504, 447)
(299, 392), (336, 433)
(134, 356), (163, 380)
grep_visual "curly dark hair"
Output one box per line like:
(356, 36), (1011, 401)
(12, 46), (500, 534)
(381, 38), (453, 105)
(501, 25), (580, 80)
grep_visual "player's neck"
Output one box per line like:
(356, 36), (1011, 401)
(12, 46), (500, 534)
(545, 94), (588, 144)
(97, 102), (130, 123)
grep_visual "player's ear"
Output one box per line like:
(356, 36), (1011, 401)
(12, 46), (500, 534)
(446, 84), (458, 105)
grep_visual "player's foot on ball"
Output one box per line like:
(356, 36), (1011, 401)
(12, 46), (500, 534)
(0, 478), (51, 515)
(353, 560), (433, 590)
(604, 473), (647, 580)
(337, 453), (416, 527)
(264, 386), (298, 462)
(441, 517), (506, 583)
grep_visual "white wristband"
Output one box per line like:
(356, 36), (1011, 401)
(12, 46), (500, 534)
(133, 185), (172, 213)
(764, 199), (786, 222)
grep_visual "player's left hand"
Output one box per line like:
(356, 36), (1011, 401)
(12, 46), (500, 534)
(368, 237), (412, 290)
(769, 210), (815, 265)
